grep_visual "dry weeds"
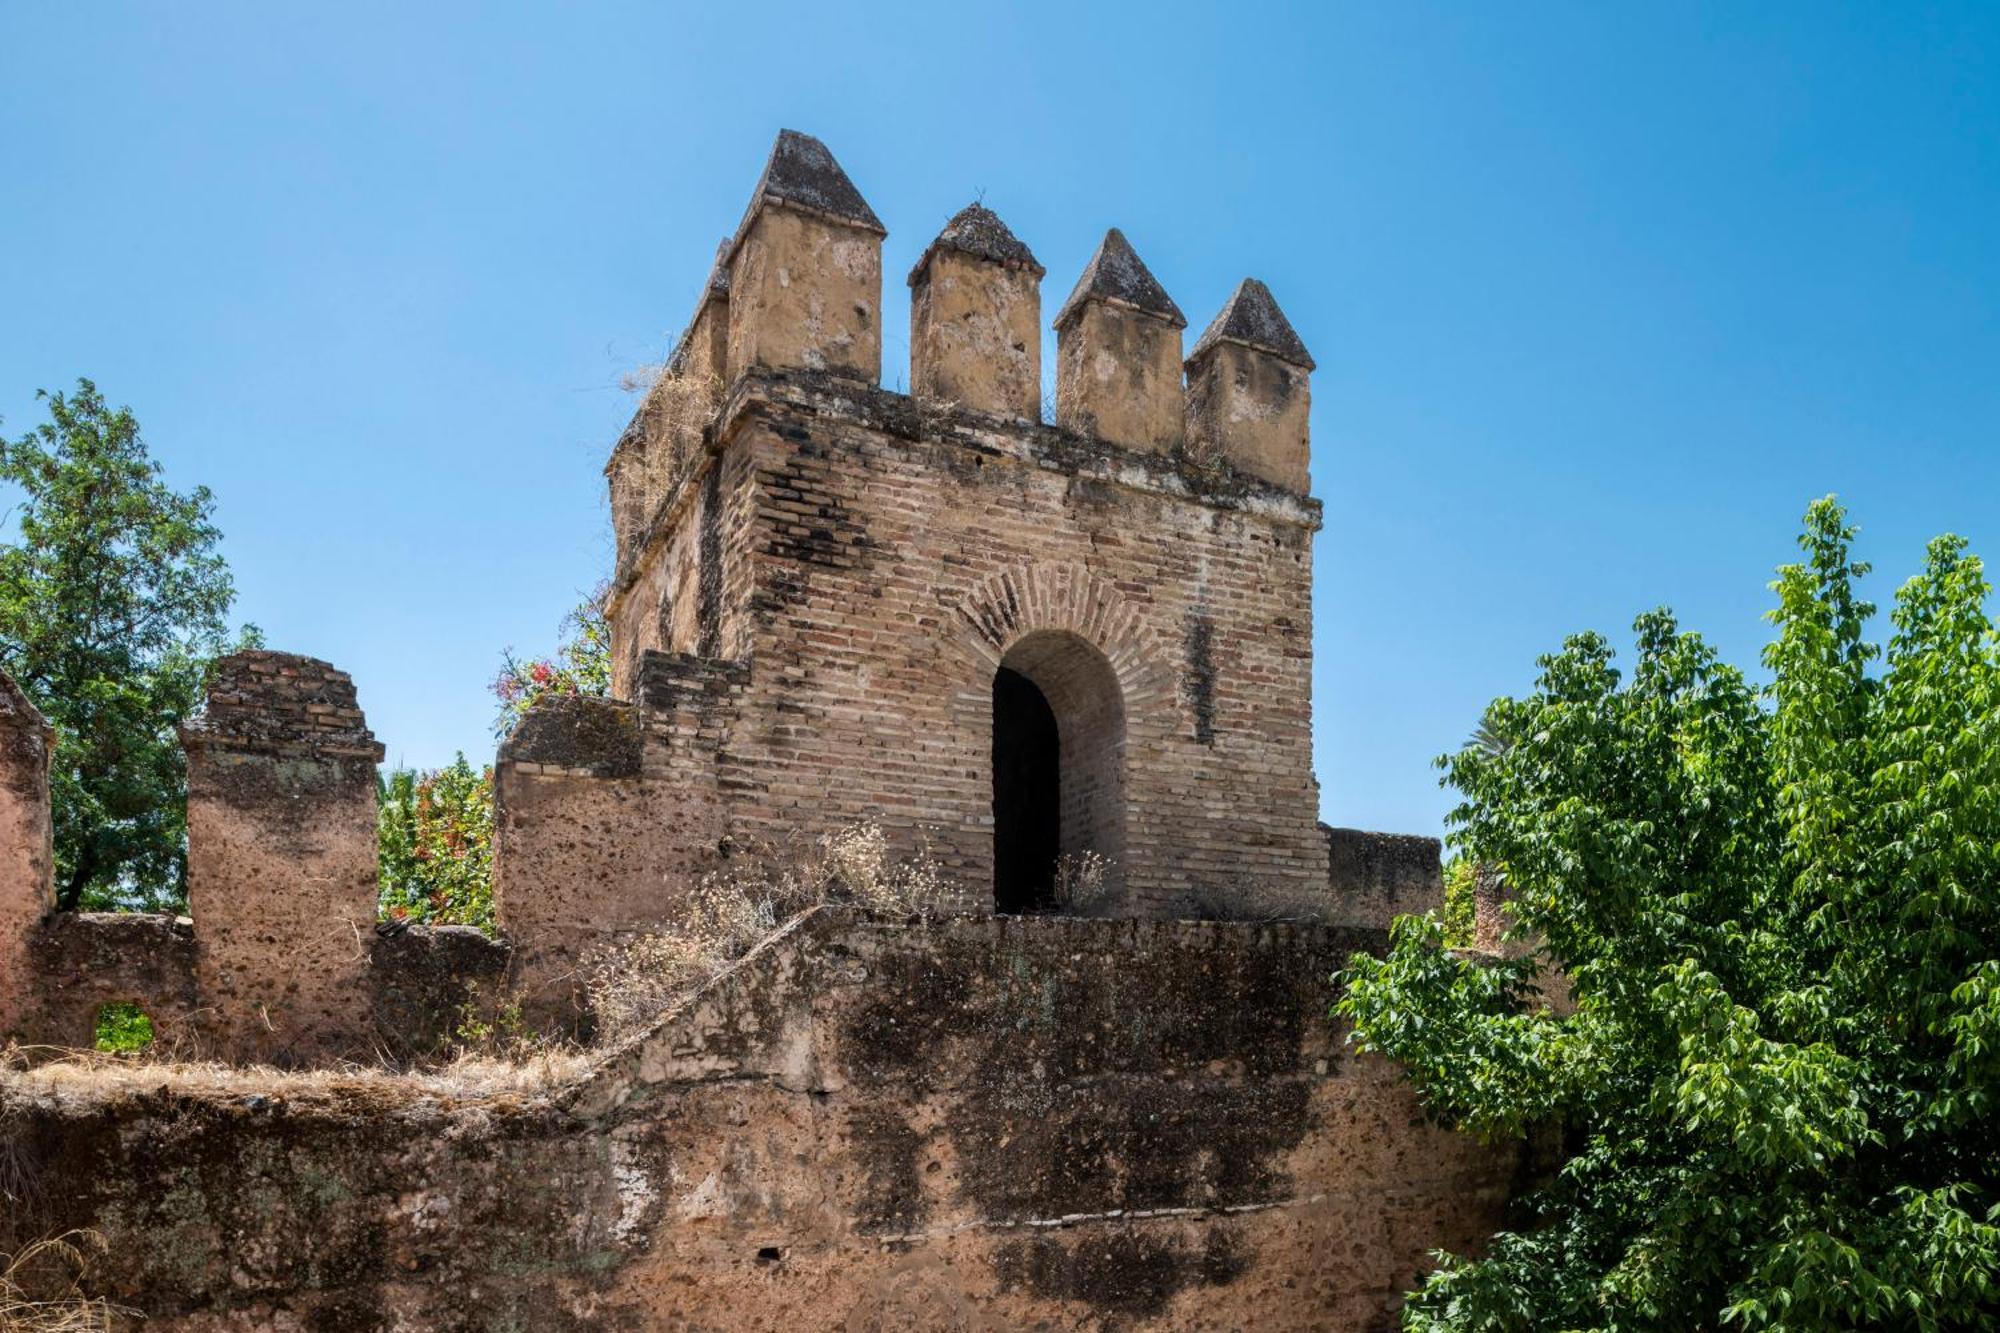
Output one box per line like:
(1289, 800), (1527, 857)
(1, 1041), (591, 1110)
(1050, 850), (1113, 912)
(588, 820), (947, 1042)
(0, 1232), (134, 1332)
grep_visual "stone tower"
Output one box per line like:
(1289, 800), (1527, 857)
(505, 129), (1329, 989)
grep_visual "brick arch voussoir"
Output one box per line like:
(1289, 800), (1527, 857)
(950, 562), (1174, 708)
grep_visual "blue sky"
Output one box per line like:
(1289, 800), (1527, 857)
(3, 2), (1996, 838)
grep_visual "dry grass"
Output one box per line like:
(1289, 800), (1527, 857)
(1, 1040), (592, 1110)
(0, 1232), (134, 1332)
(589, 820), (947, 1043)
(1050, 850), (1113, 912)
(3, 821), (959, 1098)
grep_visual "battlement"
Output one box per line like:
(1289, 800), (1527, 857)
(0, 132), (1436, 1066)
(181, 651), (382, 758)
(607, 131), (1317, 591)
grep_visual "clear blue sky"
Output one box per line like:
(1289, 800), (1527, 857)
(4, 2), (1996, 838)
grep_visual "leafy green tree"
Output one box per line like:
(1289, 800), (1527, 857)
(0, 380), (254, 911)
(1339, 499), (2000, 1331)
(378, 754), (495, 930)
(490, 587), (610, 736)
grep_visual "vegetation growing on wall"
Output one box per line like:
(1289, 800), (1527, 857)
(0, 381), (255, 912)
(1339, 499), (2000, 1330)
(589, 820), (946, 1042)
(491, 590), (610, 737)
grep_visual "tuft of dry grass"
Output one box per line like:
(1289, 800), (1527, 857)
(0, 1231), (135, 1332)
(588, 820), (948, 1043)
(1, 1040), (592, 1110)
(1050, 850), (1113, 913)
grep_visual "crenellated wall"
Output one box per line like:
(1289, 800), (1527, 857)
(0, 130), (1524, 1329)
(1, 130), (1441, 1060)
(602, 130), (1335, 926)
(0, 654), (504, 1062)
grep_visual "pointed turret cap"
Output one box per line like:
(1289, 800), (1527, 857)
(702, 237), (732, 297)
(1188, 278), (1314, 371)
(728, 130), (886, 258)
(908, 203), (1045, 285)
(1053, 229), (1186, 330)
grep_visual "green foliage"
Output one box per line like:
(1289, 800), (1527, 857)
(92, 1002), (153, 1053)
(0, 380), (255, 911)
(377, 754), (495, 930)
(490, 589), (610, 737)
(1338, 498), (2000, 1331)
(451, 984), (527, 1051)
(1441, 854), (1479, 947)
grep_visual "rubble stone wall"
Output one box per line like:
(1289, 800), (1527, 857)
(3, 914), (1513, 1332)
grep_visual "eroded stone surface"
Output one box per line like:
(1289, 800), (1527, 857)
(2, 915), (1513, 1330)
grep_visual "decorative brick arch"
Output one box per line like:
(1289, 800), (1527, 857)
(949, 563), (1180, 913)
(950, 562), (1175, 707)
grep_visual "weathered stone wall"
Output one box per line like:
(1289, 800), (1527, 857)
(22, 913), (200, 1051)
(16, 913), (505, 1060)
(2, 915), (1514, 1331)
(181, 652), (387, 1064)
(1324, 826), (1448, 931)
(493, 666), (746, 1032)
(0, 656), (506, 1063)
(0, 673), (54, 1041)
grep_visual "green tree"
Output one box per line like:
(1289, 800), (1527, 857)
(490, 587), (610, 736)
(378, 754), (495, 930)
(1338, 498), (2000, 1331)
(0, 380), (254, 911)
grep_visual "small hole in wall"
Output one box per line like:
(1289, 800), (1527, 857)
(94, 1001), (154, 1053)
(755, 1246), (783, 1265)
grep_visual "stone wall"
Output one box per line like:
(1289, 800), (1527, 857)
(0, 654), (505, 1063)
(1324, 826), (1449, 930)
(604, 130), (1333, 924)
(0, 672), (54, 1040)
(2, 914), (1513, 1331)
(181, 652), (387, 1063)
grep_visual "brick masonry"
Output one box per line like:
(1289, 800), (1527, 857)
(0, 130), (1504, 1330)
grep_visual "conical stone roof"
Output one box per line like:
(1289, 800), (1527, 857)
(1188, 278), (1314, 370)
(729, 130), (885, 258)
(908, 203), (1044, 285)
(1053, 228), (1185, 329)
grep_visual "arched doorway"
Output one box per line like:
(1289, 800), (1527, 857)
(991, 631), (1126, 912)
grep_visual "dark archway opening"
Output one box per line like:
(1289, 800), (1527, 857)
(992, 665), (1061, 913)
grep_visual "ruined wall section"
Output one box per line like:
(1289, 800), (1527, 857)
(0, 673), (54, 1041)
(493, 658), (747, 1032)
(23, 913), (200, 1050)
(180, 652), (386, 1064)
(1324, 826), (1446, 930)
(3, 915), (1515, 1331)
